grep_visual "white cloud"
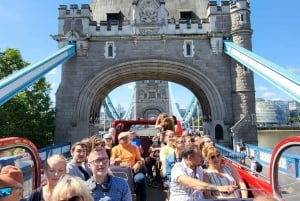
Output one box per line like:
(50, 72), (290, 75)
(287, 67), (300, 74)
(263, 92), (276, 98)
(256, 86), (268, 91)
(124, 83), (135, 90)
(47, 68), (57, 75)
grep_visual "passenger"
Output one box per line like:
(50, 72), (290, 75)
(169, 144), (238, 201)
(108, 127), (116, 143)
(166, 136), (185, 185)
(130, 130), (144, 154)
(103, 133), (114, 159)
(110, 131), (147, 201)
(51, 174), (93, 201)
(159, 130), (176, 178)
(27, 154), (67, 201)
(155, 113), (168, 130)
(197, 135), (214, 168)
(89, 135), (105, 150)
(203, 146), (248, 198)
(170, 115), (179, 135)
(80, 137), (92, 157)
(144, 132), (164, 188)
(161, 117), (175, 132)
(67, 141), (92, 181)
(86, 147), (132, 200)
(0, 165), (24, 201)
(184, 136), (193, 145)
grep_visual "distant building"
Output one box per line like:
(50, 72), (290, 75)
(256, 98), (287, 127)
(289, 100), (300, 117)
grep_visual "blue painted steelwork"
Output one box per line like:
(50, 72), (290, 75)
(0, 44), (76, 106)
(182, 96), (198, 123)
(168, 82), (183, 121)
(224, 41), (300, 102)
(103, 96), (121, 120)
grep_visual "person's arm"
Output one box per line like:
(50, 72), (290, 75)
(177, 174), (238, 193)
(202, 172), (213, 198)
(228, 165), (248, 198)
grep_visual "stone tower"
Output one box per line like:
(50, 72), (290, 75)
(53, 0), (257, 146)
(134, 80), (170, 119)
(229, 0), (257, 145)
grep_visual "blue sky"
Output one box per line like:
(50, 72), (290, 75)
(1, 0), (300, 110)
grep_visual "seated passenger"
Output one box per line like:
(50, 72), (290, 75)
(203, 146), (248, 198)
(166, 136), (185, 186)
(67, 141), (92, 181)
(169, 144), (238, 201)
(160, 130), (176, 178)
(144, 132), (164, 188)
(87, 147), (132, 201)
(0, 165), (24, 201)
(130, 131), (144, 154)
(51, 174), (93, 201)
(27, 154), (67, 201)
(110, 131), (147, 201)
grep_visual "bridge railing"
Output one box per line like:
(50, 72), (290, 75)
(38, 142), (71, 164)
(216, 142), (300, 178)
(246, 143), (300, 178)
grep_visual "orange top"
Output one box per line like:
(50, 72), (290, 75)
(111, 144), (142, 167)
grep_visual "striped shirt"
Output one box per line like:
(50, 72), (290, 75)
(169, 160), (204, 201)
(206, 165), (240, 198)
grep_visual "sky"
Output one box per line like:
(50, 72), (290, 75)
(1, 0), (300, 110)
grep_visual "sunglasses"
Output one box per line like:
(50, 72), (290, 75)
(105, 138), (112, 141)
(210, 153), (221, 160)
(0, 187), (20, 198)
(60, 195), (82, 201)
(89, 157), (109, 165)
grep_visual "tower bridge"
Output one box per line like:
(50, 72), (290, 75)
(1, 0), (299, 147)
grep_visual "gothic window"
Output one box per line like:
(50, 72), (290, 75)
(183, 40), (194, 57)
(104, 41), (115, 59)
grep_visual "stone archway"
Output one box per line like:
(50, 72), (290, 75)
(61, 59), (226, 142)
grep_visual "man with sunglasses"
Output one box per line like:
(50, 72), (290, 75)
(86, 147), (132, 201)
(0, 165), (24, 201)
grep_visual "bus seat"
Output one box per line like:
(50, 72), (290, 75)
(109, 165), (136, 201)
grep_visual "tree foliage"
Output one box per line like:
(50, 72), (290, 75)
(0, 48), (55, 147)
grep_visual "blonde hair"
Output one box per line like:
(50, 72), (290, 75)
(45, 154), (67, 170)
(203, 146), (220, 160)
(51, 174), (93, 201)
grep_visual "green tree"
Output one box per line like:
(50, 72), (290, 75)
(0, 48), (55, 147)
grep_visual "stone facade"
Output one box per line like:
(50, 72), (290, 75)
(53, 0), (257, 146)
(134, 80), (170, 119)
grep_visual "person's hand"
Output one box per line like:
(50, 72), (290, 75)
(112, 158), (122, 165)
(132, 162), (140, 174)
(217, 184), (238, 194)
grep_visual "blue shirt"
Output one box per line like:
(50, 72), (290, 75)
(87, 175), (132, 201)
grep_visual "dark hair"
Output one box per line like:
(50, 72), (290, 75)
(182, 144), (199, 159)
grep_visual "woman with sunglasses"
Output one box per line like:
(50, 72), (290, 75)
(27, 154), (67, 201)
(51, 174), (93, 201)
(203, 146), (248, 199)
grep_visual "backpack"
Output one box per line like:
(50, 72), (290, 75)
(256, 161), (263, 172)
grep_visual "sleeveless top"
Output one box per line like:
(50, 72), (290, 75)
(206, 165), (240, 198)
